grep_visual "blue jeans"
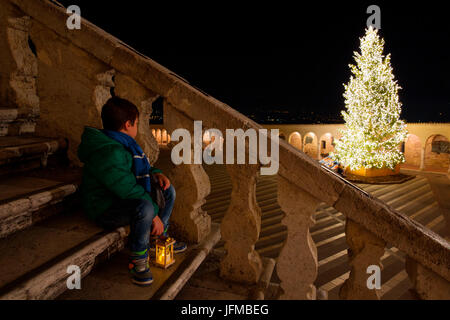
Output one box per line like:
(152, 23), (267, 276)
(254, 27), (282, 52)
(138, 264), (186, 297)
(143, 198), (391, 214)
(95, 185), (176, 252)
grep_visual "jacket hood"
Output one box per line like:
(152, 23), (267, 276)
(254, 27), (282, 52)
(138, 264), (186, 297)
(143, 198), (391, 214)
(77, 126), (121, 163)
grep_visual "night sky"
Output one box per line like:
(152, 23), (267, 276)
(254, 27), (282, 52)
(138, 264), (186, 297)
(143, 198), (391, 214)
(58, 1), (449, 123)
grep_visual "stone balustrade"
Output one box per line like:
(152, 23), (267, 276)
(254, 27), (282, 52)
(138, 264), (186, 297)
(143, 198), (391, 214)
(4, 0), (449, 300)
(277, 175), (321, 299)
(338, 219), (386, 299)
(163, 102), (212, 244)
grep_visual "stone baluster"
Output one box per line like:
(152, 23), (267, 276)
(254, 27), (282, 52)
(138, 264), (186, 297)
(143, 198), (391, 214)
(169, 163), (212, 243)
(163, 101), (211, 244)
(276, 175), (321, 299)
(220, 164), (263, 284)
(339, 218), (386, 300)
(405, 256), (450, 300)
(317, 141), (321, 160)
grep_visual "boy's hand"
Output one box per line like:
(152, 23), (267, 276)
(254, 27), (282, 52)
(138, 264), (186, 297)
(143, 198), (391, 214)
(151, 216), (164, 236)
(154, 173), (170, 190)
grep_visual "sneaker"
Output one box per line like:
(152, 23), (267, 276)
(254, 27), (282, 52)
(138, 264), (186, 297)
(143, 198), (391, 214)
(128, 250), (154, 286)
(173, 240), (187, 254)
(148, 235), (187, 254)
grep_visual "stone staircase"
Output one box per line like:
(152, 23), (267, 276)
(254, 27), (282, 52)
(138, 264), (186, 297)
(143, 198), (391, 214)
(0, 135), (226, 300)
(0, 134), (445, 300)
(1, 0), (448, 300)
(181, 164), (448, 300)
(0, 136), (75, 237)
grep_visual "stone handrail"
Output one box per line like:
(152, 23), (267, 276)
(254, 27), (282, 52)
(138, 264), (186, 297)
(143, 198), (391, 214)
(9, 0), (449, 299)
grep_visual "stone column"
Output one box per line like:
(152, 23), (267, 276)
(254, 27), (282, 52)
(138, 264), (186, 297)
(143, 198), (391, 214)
(276, 175), (321, 299)
(339, 219), (386, 300)
(163, 102), (211, 243)
(220, 164), (263, 284)
(405, 256), (450, 300)
(420, 147), (426, 171)
(317, 142), (321, 160)
(168, 163), (211, 243)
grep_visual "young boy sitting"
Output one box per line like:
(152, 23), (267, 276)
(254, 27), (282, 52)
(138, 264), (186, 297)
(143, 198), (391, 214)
(77, 96), (186, 286)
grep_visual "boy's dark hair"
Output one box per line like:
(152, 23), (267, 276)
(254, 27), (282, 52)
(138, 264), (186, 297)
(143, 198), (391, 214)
(101, 97), (139, 131)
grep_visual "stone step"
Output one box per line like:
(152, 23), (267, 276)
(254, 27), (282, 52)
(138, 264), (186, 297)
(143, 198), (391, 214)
(207, 181), (276, 203)
(312, 224), (345, 243)
(0, 166), (81, 238)
(203, 181), (276, 211)
(365, 177), (427, 201)
(58, 223), (222, 300)
(260, 223), (287, 238)
(256, 242), (284, 259)
(255, 231), (287, 250)
(0, 209), (129, 299)
(206, 195), (281, 217)
(311, 213), (344, 233)
(0, 136), (67, 177)
(316, 249), (405, 298)
(355, 178), (422, 203)
(315, 196), (442, 299)
(261, 213), (283, 228)
(381, 271), (417, 300)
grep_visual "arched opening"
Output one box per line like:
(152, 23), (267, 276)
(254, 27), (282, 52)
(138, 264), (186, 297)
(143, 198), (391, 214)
(151, 129), (156, 139)
(403, 134), (421, 169)
(288, 132), (302, 150)
(424, 134), (450, 172)
(319, 133), (334, 159)
(303, 132), (318, 159)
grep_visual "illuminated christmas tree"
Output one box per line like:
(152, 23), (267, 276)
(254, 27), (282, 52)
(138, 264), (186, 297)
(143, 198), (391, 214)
(331, 26), (408, 171)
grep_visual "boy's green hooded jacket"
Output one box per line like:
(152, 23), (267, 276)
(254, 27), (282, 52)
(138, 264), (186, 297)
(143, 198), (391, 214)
(77, 127), (161, 220)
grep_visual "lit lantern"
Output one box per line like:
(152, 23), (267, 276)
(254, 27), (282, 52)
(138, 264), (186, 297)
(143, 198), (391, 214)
(155, 236), (175, 269)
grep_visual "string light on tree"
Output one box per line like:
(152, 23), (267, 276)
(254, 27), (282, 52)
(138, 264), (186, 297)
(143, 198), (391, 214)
(330, 26), (408, 172)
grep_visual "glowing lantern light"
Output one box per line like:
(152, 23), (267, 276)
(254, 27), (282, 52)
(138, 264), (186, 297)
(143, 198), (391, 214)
(155, 236), (175, 269)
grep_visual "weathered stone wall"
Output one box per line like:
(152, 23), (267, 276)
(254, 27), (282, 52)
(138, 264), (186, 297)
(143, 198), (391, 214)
(0, 1), (16, 106)
(27, 19), (159, 165)
(29, 19), (106, 164)
(404, 134), (421, 168)
(0, 0), (39, 135)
